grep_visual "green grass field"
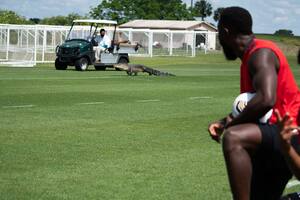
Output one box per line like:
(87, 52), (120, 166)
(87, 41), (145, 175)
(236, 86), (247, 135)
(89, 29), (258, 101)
(1, 54), (300, 199)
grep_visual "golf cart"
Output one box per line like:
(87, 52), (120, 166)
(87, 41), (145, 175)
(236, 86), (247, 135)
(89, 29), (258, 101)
(55, 19), (138, 71)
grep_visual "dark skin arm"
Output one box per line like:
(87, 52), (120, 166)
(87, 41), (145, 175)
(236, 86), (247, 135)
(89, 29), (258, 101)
(226, 48), (279, 127)
(275, 110), (300, 179)
(208, 114), (233, 142)
(208, 48), (279, 142)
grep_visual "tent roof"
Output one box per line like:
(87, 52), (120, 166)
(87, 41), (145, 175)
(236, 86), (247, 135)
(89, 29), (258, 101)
(73, 19), (117, 25)
(119, 20), (217, 31)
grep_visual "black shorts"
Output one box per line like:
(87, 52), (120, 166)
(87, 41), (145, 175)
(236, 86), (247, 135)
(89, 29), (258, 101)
(250, 124), (298, 200)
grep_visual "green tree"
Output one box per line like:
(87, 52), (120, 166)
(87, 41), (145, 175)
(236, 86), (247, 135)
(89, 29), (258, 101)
(213, 7), (224, 22)
(40, 16), (68, 25)
(0, 10), (31, 24)
(29, 18), (41, 24)
(89, 0), (192, 24)
(40, 13), (82, 25)
(274, 29), (294, 36)
(66, 13), (83, 24)
(192, 0), (212, 21)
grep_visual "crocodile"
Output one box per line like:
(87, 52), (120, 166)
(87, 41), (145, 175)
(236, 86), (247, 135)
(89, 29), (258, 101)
(114, 64), (175, 76)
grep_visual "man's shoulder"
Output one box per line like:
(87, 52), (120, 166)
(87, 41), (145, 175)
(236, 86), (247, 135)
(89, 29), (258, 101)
(254, 39), (278, 50)
(247, 39), (283, 62)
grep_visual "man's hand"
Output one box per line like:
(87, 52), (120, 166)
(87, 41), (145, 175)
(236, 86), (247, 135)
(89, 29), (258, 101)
(208, 121), (225, 143)
(275, 109), (299, 152)
(208, 114), (234, 143)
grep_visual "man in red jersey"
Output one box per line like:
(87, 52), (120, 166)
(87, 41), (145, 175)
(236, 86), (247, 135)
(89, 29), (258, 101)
(208, 7), (300, 200)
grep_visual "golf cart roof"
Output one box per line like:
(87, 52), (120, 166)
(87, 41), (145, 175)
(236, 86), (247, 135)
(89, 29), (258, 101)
(73, 19), (117, 25)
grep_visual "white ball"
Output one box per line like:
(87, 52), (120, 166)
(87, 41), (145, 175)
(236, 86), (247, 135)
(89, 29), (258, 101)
(232, 92), (273, 124)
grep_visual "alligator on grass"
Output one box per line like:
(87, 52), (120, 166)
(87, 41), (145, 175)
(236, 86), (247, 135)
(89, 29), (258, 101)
(113, 64), (175, 76)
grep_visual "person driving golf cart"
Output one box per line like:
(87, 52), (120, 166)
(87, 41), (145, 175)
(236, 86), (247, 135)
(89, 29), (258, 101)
(93, 29), (111, 62)
(55, 19), (138, 71)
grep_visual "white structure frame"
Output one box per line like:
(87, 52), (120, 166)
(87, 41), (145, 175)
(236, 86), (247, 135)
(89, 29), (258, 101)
(0, 24), (217, 66)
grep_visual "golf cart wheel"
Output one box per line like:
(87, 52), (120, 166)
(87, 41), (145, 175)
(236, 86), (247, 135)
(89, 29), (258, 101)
(94, 66), (106, 71)
(55, 58), (67, 70)
(116, 57), (128, 71)
(75, 57), (89, 71)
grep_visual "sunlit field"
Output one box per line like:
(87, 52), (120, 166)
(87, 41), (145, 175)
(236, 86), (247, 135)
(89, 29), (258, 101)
(1, 54), (299, 199)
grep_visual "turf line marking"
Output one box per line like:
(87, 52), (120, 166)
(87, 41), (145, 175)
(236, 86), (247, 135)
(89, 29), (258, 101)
(0, 76), (122, 81)
(286, 180), (300, 189)
(2, 105), (35, 108)
(136, 99), (160, 103)
(77, 102), (105, 105)
(189, 96), (212, 100)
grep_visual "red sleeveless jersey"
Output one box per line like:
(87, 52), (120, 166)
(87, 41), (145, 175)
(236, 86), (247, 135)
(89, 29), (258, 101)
(241, 39), (300, 125)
